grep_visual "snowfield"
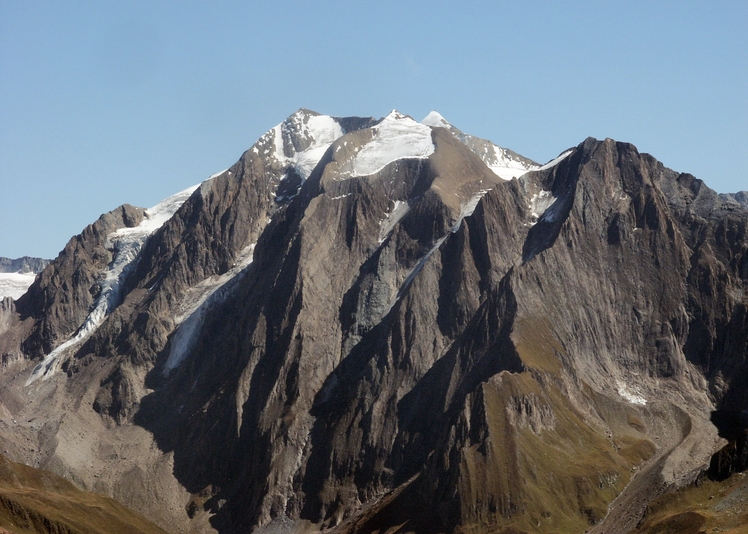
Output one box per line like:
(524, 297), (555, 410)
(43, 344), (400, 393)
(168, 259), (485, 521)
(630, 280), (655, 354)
(351, 111), (435, 177)
(0, 272), (37, 300)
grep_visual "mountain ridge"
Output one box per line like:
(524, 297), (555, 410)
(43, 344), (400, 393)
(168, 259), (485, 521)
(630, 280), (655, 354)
(0, 110), (746, 533)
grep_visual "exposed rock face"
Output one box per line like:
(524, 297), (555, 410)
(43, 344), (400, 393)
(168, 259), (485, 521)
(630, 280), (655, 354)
(0, 110), (746, 534)
(719, 190), (748, 211)
(15, 204), (146, 357)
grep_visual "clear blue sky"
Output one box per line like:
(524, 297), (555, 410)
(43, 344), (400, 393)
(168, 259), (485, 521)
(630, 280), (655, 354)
(1, 1), (746, 259)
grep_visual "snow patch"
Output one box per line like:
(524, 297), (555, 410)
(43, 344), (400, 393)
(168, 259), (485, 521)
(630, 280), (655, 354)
(539, 149), (573, 171)
(0, 272), (37, 300)
(163, 243), (256, 376)
(486, 144), (537, 180)
(379, 200), (411, 243)
(26, 185), (198, 385)
(209, 168), (229, 180)
(420, 112), (538, 181)
(350, 111), (434, 177)
(271, 113), (345, 181)
(617, 381), (647, 405)
(528, 190), (556, 224)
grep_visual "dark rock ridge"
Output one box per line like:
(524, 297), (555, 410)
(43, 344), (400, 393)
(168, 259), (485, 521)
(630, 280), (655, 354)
(0, 109), (746, 534)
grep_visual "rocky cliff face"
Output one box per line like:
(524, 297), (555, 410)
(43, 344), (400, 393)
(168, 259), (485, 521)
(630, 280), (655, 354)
(0, 110), (745, 534)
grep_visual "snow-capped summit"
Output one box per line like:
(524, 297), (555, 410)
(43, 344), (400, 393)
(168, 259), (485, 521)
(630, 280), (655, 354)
(420, 110), (453, 129)
(347, 110), (435, 177)
(251, 109), (347, 182)
(271, 109), (346, 180)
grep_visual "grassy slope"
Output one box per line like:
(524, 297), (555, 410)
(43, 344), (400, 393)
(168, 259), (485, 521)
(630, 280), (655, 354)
(634, 472), (748, 534)
(0, 453), (169, 534)
(456, 371), (655, 534)
(453, 316), (659, 533)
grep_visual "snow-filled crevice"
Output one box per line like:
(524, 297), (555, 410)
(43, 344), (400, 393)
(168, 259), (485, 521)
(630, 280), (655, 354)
(26, 185), (198, 385)
(379, 185), (494, 318)
(163, 243), (256, 376)
(379, 234), (450, 321)
(398, 235), (449, 298)
(452, 188), (492, 232)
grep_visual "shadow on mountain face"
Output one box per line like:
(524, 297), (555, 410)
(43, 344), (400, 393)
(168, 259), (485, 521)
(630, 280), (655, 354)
(708, 409), (748, 481)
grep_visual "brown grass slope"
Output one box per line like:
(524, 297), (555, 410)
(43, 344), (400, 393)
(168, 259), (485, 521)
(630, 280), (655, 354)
(0, 453), (168, 534)
(633, 472), (748, 534)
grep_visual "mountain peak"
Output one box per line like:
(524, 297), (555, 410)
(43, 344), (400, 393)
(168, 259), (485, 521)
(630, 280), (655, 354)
(420, 110), (452, 129)
(342, 110), (434, 178)
(291, 107), (321, 118)
(382, 109), (409, 121)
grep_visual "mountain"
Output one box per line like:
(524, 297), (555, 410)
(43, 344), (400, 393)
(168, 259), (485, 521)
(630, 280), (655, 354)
(0, 257), (50, 274)
(0, 109), (746, 534)
(0, 257), (50, 301)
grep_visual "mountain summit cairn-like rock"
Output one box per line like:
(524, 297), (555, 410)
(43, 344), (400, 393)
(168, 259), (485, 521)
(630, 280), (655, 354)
(0, 111), (746, 533)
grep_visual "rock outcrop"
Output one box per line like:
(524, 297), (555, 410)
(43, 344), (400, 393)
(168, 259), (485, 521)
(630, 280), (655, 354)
(0, 110), (746, 534)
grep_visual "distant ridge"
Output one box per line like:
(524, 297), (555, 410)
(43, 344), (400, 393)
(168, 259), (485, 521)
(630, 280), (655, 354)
(719, 190), (748, 210)
(0, 256), (50, 274)
(0, 256), (50, 300)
